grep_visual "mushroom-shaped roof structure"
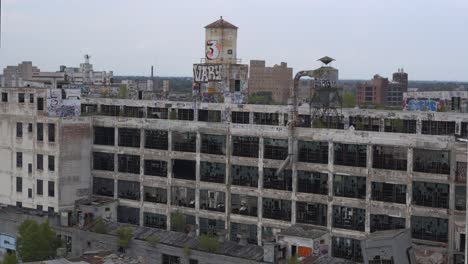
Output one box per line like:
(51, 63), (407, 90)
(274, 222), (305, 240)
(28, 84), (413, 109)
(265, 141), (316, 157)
(318, 56), (335, 65)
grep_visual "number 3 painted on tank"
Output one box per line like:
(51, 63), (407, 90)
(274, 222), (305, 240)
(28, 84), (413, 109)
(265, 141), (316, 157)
(206, 40), (221, 60)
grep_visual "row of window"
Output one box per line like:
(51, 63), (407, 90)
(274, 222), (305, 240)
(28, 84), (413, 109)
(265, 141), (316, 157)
(16, 122), (55, 142)
(1, 92), (44, 110)
(16, 178), (55, 197)
(16, 153), (55, 172)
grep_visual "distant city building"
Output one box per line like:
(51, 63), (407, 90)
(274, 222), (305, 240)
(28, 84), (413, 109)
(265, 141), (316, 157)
(58, 55), (113, 85)
(403, 90), (468, 112)
(356, 69), (408, 107)
(248, 60), (292, 104)
(1, 61), (40, 87)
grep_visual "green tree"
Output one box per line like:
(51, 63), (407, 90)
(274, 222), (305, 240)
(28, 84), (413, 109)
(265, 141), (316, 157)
(17, 220), (61, 262)
(92, 217), (107, 234)
(342, 92), (356, 108)
(171, 211), (185, 232)
(287, 255), (300, 264)
(1, 252), (18, 264)
(146, 235), (160, 247)
(199, 234), (219, 253)
(118, 84), (128, 99)
(116, 227), (133, 249)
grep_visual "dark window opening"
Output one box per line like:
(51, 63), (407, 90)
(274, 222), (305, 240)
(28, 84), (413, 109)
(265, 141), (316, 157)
(101, 105), (120, 116)
(370, 214), (406, 233)
(118, 154), (140, 174)
(18, 93), (25, 103)
(93, 152), (115, 171)
(332, 205), (365, 231)
(28, 123), (32, 133)
(413, 181), (449, 208)
(413, 148), (450, 175)
(384, 119), (417, 134)
(200, 190), (225, 212)
(411, 216), (448, 242)
(332, 236), (363, 262)
(349, 116), (380, 131)
(1, 92), (7, 102)
(230, 222), (258, 245)
(264, 138), (288, 160)
(177, 109), (194, 121)
(170, 213), (195, 233)
(147, 107), (168, 119)
(232, 136), (259, 158)
(162, 254), (181, 264)
(298, 141), (328, 164)
(16, 123), (23, 138)
(334, 143), (367, 167)
(297, 170), (328, 195)
(122, 106), (144, 118)
(16, 177), (22, 192)
(456, 162), (467, 183)
(118, 180), (140, 200)
(371, 182), (406, 204)
(296, 202), (327, 226)
(373, 145), (407, 171)
(455, 186), (466, 211)
(144, 212), (167, 229)
(171, 186), (195, 208)
(28, 163), (32, 174)
(37, 123), (44, 141)
(48, 124), (55, 142)
(144, 160), (167, 177)
(48, 155), (55, 171)
(144, 186), (167, 204)
(201, 134), (226, 155)
(94, 127), (115, 146)
(422, 120), (456, 135)
(37, 97), (44, 111)
(144, 130), (168, 150)
(117, 206), (140, 225)
(172, 159), (196, 181)
(200, 162), (225, 184)
(262, 198), (291, 221)
(231, 111), (250, 124)
(231, 194), (258, 217)
(231, 165), (258, 187)
(263, 168), (292, 191)
(48, 181), (55, 197)
(198, 109), (221, 122)
(334, 174), (366, 199)
(81, 104), (97, 114)
(37, 179), (43, 195)
(254, 112), (279, 126)
(199, 218), (225, 236)
(28, 188), (32, 198)
(37, 154), (43, 170)
(93, 177), (114, 197)
(312, 116), (344, 129)
(118, 128), (140, 148)
(172, 132), (196, 152)
(297, 114), (311, 128)
(16, 152), (23, 168)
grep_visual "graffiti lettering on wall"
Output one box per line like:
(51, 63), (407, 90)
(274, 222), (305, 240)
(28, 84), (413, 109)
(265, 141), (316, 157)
(405, 99), (440, 112)
(193, 64), (224, 82)
(47, 89), (81, 117)
(206, 40), (221, 60)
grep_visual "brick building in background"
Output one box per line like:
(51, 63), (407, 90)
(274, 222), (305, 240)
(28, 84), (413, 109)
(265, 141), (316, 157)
(248, 60), (292, 104)
(356, 69), (408, 107)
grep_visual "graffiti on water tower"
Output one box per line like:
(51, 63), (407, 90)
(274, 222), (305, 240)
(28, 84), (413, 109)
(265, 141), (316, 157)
(206, 40), (221, 60)
(193, 64), (224, 82)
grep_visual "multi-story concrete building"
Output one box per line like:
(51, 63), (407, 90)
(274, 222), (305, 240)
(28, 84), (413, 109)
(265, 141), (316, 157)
(2, 86), (468, 262)
(1, 61), (40, 87)
(248, 60), (293, 104)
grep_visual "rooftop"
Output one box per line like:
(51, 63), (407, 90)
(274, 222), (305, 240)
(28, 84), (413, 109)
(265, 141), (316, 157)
(205, 17), (238, 29)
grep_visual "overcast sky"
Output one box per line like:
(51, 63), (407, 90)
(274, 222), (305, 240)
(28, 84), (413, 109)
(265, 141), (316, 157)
(1, 0), (467, 81)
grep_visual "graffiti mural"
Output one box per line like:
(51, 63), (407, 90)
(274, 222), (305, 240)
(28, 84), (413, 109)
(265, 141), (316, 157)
(405, 99), (439, 112)
(206, 40), (221, 60)
(193, 64), (224, 82)
(47, 89), (81, 117)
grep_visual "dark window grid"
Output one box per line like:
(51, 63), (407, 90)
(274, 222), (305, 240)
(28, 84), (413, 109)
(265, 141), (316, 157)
(144, 187), (167, 204)
(117, 206), (140, 225)
(332, 206), (365, 231)
(296, 202), (327, 226)
(199, 218), (225, 235)
(16, 123), (23, 138)
(297, 171), (328, 195)
(456, 162), (467, 183)
(231, 111), (250, 124)
(144, 130), (168, 150)
(93, 177), (114, 197)
(118, 128), (141, 148)
(101, 105), (120, 116)
(334, 143), (367, 167)
(262, 198), (291, 221)
(230, 223), (258, 244)
(200, 190), (226, 212)
(411, 216), (448, 243)
(200, 162), (225, 184)
(177, 109), (194, 121)
(172, 133), (196, 152)
(48, 124), (55, 142)
(37, 123), (44, 141)
(372, 146), (407, 171)
(312, 116), (345, 130)
(93, 127), (115, 146)
(332, 237), (363, 262)
(172, 160), (196, 181)
(171, 187), (196, 208)
(455, 186), (466, 211)
(118, 155), (140, 174)
(333, 175), (366, 199)
(232, 137), (259, 158)
(144, 212), (167, 229)
(16, 177), (22, 192)
(371, 182), (407, 204)
(231, 194), (258, 217)
(198, 110), (221, 122)
(370, 214), (406, 233)
(37, 179), (43, 195)
(162, 254), (181, 264)
(48, 156), (55, 171)
(201, 134), (226, 155)
(118, 180), (141, 200)
(413, 149), (450, 175)
(254, 112), (279, 126)
(263, 169), (292, 191)
(412, 182), (449, 209)
(349, 116), (380, 131)
(421, 121), (456, 136)
(263, 139), (288, 160)
(298, 141), (329, 164)
(48, 181), (55, 197)
(147, 107), (168, 119)
(144, 160), (167, 177)
(231, 165), (259, 188)
(16, 152), (23, 168)
(93, 152), (115, 171)
(384, 119), (417, 134)
(37, 154), (43, 170)
(122, 106), (144, 118)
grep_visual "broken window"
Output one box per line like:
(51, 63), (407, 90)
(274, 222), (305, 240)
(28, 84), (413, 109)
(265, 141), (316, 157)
(370, 214), (406, 233)
(262, 198), (291, 221)
(462, 122), (468, 138)
(48, 181), (55, 197)
(297, 114), (311, 128)
(144, 212), (167, 230)
(16, 152), (22, 168)
(170, 212), (196, 233)
(264, 138), (288, 160)
(230, 222), (257, 245)
(37, 154), (43, 170)
(297, 170), (328, 195)
(144, 160), (167, 177)
(37, 179), (43, 196)
(384, 119), (417, 134)
(162, 253), (181, 263)
(201, 134), (226, 155)
(422, 120), (456, 135)
(37, 123), (44, 141)
(16, 177), (22, 192)
(144, 130), (168, 150)
(232, 136), (259, 158)
(298, 141), (329, 164)
(456, 162), (467, 183)
(413, 148), (450, 174)
(37, 97), (44, 111)
(231, 111), (250, 124)
(147, 107), (168, 119)
(48, 155), (55, 171)
(18, 93), (25, 103)
(101, 104), (120, 116)
(172, 132), (196, 152)
(200, 190), (225, 212)
(16, 123), (23, 138)
(372, 145), (407, 171)
(332, 205), (365, 231)
(122, 106), (144, 118)
(199, 218), (225, 236)
(263, 168), (292, 191)
(48, 124), (55, 142)
(254, 112), (279, 126)
(200, 162), (225, 184)
(349, 116), (380, 131)
(117, 154), (140, 174)
(93, 177), (114, 197)
(198, 110), (221, 122)
(118, 128), (140, 148)
(455, 186), (466, 211)
(231, 165), (258, 187)
(332, 236), (363, 262)
(172, 159), (196, 181)
(296, 202), (327, 226)
(411, 216), (448, 242)
(231, 194), (258, 217)
(144, 186), (167, 204)
(412, 181), (449, 208)
(118, 180), (140, 200)
(333, 174), (366, 199)
(81, 104), (97, 115)
(117, 206), (140, 225)
(371, 182), (406, 204)
(334, 143), (367, 167)
(171, 186), (195, 208)
(94, 127), (115, 146)
(1, 92), (7, 102)
(177, 109), (194, 121)
(312, 116), (344, 129)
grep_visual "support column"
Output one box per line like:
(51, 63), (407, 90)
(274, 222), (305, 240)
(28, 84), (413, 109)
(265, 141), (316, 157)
(327, 141), (334, 233)
(448, 144), (457, 264)
(365, 144), (372, 234)
(257, 137), (264, 245)
(406, 147), (413, 229)
(195, 132), (201, 236)
(225, 133), (232, 240)
(139, 128), (145, 227)
(291, 139), (298, 225)
(166, 130), (173, 231)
